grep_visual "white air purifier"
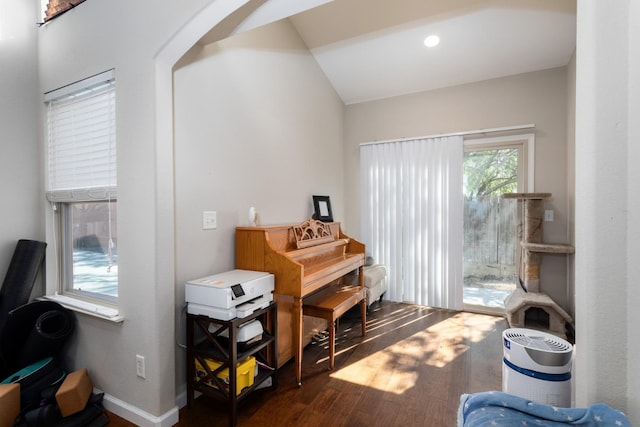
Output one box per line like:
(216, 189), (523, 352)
(502, 328), (573, 407)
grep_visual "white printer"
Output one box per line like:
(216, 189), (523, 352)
(186, 269), (274, 320)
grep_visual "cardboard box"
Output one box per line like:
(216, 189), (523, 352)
(55, 368), (93, 417)
(195, 356), (255, 395)
(0, 384), (20, 427)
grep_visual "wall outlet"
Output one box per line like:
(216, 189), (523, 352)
(202, 211), (217, 229)
(544, 209), (554, 222)
(136, 354), (146, 379)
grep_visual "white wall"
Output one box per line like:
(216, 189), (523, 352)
(26, 0), (640, 424)
(36, 0), (332, 423)
(37, 0), (213, 421)
(566, 51), (576, 320)
(172, 18), (344, 390)
(628, 1), (640, 419)
(575, 1), (639, 422)
(0, 1), (43, 280)
(343, 67), (572, 311)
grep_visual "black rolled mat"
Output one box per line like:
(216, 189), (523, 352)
(0, 300), (75, 375)
(19, 308), (76, 363)
(0, 239), (47, 332)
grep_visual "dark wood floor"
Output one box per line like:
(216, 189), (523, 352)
(107, 301), (507, 426)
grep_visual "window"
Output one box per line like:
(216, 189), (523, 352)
(45, 70), (118, 307)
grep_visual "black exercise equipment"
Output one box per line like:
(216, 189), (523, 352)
(0, 300), (75, 377)
(0, 239), (47, 334)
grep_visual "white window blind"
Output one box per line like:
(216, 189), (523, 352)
(45, 70), (116, 202)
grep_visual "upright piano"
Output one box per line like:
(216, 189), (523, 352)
(235, 220), (365, 384)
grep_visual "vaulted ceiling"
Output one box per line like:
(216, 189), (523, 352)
(196, 0), (576, 106)
(287, 0), (576, 105)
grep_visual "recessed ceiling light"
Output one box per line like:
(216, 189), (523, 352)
(424, 35), (440, 48)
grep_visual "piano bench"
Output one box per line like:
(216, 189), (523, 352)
(303, 285), (366, 370)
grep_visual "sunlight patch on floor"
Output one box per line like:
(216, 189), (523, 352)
(330, 344), (419, 394)
(329, 310), (502, 393)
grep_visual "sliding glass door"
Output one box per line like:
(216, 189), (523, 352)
(462, 135), (533, 314)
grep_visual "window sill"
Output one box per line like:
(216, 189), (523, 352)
(43, 294), (124, 323)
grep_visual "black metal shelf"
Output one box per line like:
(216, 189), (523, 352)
(186, 302), (278, 427)
(190, 364), (276, 402)
(194, 331), (275, 362)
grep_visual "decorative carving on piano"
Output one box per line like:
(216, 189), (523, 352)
(293, 219), (334, 249)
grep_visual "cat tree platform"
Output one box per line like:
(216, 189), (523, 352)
(521, 242), (575, 255)
(501, 192), (573, 339)
(504, 288), (572, 339)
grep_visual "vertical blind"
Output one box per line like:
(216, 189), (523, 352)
(360, 135), (464, 310)
(45, 70), (116, 202)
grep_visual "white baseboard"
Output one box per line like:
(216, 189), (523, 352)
(175, 389), (188, 410)
(98, 389), (180, 427)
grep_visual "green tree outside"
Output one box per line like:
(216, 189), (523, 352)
(463, 148), (518, 198)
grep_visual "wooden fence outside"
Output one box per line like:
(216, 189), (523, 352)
(463, 196), (519, 281)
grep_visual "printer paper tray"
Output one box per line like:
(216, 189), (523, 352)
(187, 294), (273, 321)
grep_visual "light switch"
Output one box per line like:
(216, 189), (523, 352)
(203, 211), (217, 229)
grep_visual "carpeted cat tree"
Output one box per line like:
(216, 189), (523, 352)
(502, 193), (573, 339)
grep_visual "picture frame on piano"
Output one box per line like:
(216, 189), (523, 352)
(312, 195), (333, 222)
